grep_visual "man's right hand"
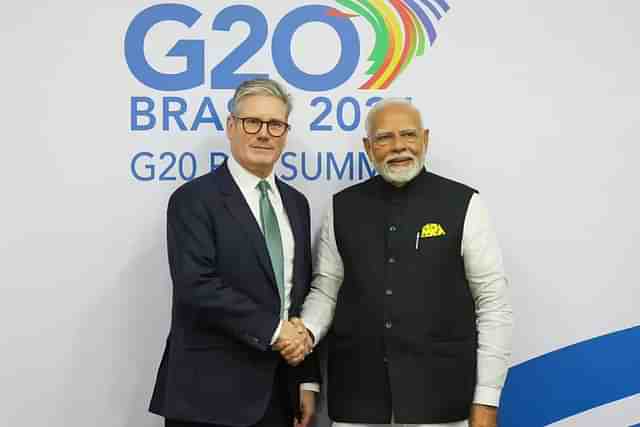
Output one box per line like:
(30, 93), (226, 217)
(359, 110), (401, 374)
(273, 319), (312, 366)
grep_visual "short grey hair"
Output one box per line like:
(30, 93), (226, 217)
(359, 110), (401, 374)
(230, 78), (293, 117)
(364, 98), (423, 137)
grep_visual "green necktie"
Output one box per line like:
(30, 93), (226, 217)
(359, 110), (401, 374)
(257, 180), (285, 318)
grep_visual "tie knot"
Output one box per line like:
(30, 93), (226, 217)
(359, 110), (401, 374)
(257, 179), (271, 195)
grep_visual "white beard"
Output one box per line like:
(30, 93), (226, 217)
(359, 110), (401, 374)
(376, 152), (425, 186)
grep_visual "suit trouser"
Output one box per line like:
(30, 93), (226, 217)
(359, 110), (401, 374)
(165, 362), (293, 427)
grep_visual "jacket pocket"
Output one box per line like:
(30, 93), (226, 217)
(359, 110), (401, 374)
(182, 332), (239, 350)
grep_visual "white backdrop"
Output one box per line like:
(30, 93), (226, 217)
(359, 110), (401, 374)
(1, 1), (638, 426)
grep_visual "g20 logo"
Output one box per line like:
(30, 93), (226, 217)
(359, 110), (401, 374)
(124, 1), (450, 92)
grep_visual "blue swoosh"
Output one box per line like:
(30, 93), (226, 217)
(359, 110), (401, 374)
(499, 325), (640, 426)
(406, 0), (437, 44)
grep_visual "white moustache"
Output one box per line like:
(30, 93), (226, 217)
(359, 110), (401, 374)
(385, 153), (416, 166)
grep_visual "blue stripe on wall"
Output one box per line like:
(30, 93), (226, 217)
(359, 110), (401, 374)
(499, 325), (640, 426)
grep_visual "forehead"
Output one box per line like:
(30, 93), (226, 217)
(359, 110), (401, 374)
(371, 104), (421, 132)
(236, 95), (288, 120)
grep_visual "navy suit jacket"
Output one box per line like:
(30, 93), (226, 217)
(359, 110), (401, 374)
(149, 162), (321, 426)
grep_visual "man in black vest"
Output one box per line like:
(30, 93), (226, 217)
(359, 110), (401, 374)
(300, 99), (513, 427)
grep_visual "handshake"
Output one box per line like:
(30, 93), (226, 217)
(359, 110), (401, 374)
(273, 317), (314, 366)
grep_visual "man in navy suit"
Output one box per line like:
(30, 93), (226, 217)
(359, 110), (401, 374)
(150, 79), (320, 427)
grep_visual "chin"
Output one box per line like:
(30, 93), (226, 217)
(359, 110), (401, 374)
(249, 153), (277, 164)
(382, 165), (420, 185)
(388, 164), (412, 174)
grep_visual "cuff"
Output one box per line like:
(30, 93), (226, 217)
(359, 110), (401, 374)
(302, 319), (321, 348)
(473, 385), (502, 407)
(270, 320), (283, 346)
(301, 382), (320, 393)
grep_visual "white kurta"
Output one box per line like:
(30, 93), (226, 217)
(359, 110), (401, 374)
(302, 191), (514, 427)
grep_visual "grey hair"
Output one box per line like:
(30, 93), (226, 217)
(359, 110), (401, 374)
(364, 97), (423, 137)
(230, 78), (293, 117)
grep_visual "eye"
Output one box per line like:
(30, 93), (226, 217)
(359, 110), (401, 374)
(246, 118), (262, 126)
(269, 121), (285, 130)
(375, 134), (392, 143)
(401, 130), (418, 138)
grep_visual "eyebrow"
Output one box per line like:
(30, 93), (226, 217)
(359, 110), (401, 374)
(374, 130), (393, 138)
(239, 115), (287, 123)
(374, 128), (419, 137)
(399, 128), (419, 134)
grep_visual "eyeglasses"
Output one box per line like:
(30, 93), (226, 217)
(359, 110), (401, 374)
(232, 115), (291, 137)
(370, 129), (422, 148)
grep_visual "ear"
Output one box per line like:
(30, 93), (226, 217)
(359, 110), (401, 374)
(363, 137), (374, 162)
(423, 128), (430, 150)
(226, 115), (234, 141)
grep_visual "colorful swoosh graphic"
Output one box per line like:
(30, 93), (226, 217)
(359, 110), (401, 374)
(328, 0), (450, 89)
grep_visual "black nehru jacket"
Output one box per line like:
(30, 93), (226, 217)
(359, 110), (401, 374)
(327, 170), (478, 424)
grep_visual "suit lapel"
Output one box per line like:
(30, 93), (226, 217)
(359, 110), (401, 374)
(216, 163), (278, 291)
(276, 178), (303, 312)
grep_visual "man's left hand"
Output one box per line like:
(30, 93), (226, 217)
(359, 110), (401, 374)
(294, 389), (316, 427)
(469, 404), (497, 427)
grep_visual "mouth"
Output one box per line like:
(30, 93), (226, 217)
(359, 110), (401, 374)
(250, 145), (275, 152)
(386, 156), (414, 168)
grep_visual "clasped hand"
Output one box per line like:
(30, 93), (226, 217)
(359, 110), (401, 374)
(273, 317), (313, 366)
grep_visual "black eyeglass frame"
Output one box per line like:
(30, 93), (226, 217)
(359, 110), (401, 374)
(231, 115), (291, 137)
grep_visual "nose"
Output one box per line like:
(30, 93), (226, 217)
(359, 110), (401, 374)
(255, 121), (270, 140)
(390, 134), (408, 152)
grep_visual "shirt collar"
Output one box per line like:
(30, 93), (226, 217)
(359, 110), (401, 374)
(227, 155), (278, 195)
(377, 165), (429, 201)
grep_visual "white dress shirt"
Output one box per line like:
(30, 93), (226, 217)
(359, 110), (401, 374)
(227, 157), (295, 319)
(301, 191), (513, 426)
(227, 157), (319, 393)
